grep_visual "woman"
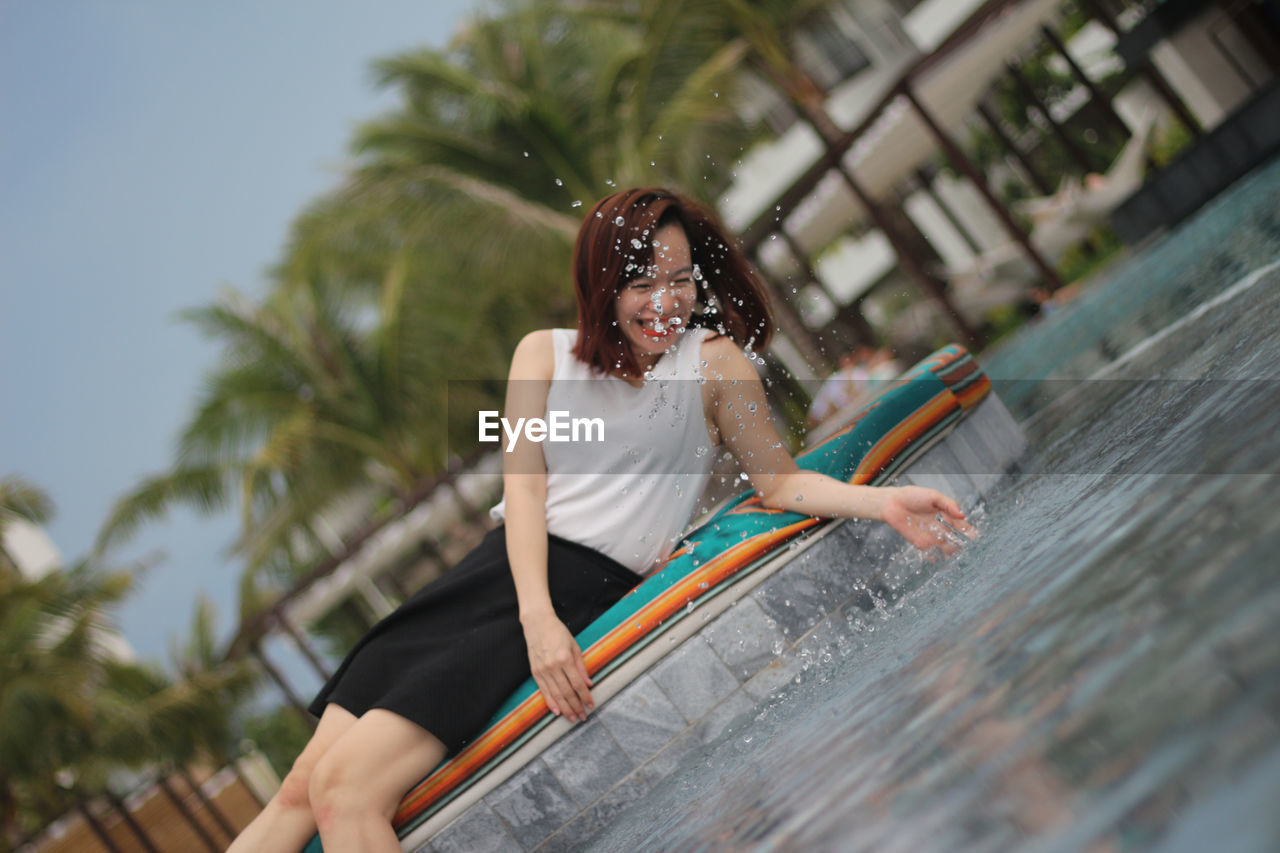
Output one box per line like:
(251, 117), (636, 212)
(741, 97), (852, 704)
(228, 187), (974, 852)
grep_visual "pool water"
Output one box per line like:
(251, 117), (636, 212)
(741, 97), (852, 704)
(581, 158), (1280, 852)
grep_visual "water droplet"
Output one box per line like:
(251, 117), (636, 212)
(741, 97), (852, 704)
(615, 216), (626, 226)
(571, 200), (582, 208)
(631, 238), (644, 250)
(554, 178), (563, 186)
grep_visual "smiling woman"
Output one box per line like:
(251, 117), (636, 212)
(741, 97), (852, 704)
(613, 223), (697, 359)
(569, 187), (773, 382)
(226, 186), (973, 853)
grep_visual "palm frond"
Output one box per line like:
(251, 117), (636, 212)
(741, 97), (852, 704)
(0, 474), (55, 527)
(95, 467), (231, 555)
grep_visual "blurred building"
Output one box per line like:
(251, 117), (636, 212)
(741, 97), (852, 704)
(716, 0), (1277, 371)
(2, 517), (64, 580)
(23, 759), (276, 853)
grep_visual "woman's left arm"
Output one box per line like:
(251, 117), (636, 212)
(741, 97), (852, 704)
(703, 339), (976, 553)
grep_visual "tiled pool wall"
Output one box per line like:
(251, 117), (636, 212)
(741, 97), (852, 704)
(413, 393), (1027, 853)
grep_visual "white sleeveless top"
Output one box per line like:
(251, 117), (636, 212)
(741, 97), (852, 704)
(491, 327), (717, 574)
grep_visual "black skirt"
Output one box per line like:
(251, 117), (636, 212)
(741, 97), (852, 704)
(309, 526), (642, 755)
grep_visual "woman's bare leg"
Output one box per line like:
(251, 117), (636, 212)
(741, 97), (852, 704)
(309, 709), (448, 853)
(226, 703), (357, 853)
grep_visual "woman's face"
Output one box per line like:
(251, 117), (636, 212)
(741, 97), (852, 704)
(613, 222), (697, 371)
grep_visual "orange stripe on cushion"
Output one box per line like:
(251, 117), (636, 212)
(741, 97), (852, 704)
(954, 375), (991, 410)
(852, 391), (958, 483)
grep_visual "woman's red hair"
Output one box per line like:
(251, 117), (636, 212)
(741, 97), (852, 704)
(571, 187), (772, 376)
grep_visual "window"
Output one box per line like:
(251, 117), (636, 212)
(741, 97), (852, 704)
(797, 10), (872, 90)
(884, 0), (926, 16)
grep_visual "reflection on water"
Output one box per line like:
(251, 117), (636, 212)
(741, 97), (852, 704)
(584, 162), (1280, 852)
(985, 154), (1280, 417)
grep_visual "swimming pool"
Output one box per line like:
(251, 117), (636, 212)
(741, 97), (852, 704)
(574, 158), (1280, 851)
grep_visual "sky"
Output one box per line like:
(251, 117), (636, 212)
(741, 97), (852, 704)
(0, 0), (480, 663)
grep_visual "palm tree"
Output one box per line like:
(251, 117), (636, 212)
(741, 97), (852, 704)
(98, 279), (431, 588)
(98, 0), (761, 596)
(0, 558), (134, 844)
(280, 0), (758, 335)
(0, 475), (54, 531)
(2, 479), (256, 848)
(352, 0), (751, 202)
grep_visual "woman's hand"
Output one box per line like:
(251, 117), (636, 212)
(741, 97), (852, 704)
(880, 486), (978, 554)
(521, 610), (594, 723)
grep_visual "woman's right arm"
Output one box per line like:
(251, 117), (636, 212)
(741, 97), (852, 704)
(702, 336), (976, 552)
(502, 330), (596, 723)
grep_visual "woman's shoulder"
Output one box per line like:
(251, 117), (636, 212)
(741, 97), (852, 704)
(509, 329), (558, 380)
(698, 332), (757, 381)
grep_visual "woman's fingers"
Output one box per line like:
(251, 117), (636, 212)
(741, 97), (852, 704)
(548, 665), (592, 722)
(938, 494), (965, 520)
(885, 487), (978, 554)
(546, 669), (579, 720)
(932, 494), (979, 540)
(534, 658), (593, 722)
(525, 615), (595, 723)
(531, 673), (560, 717)
(536, 668), (576, 719)
(952, 517), (978, 538)
(568, 650), (595, 715)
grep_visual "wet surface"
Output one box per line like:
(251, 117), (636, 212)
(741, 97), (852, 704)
(581, 162), (1280, 851)
(986, 154), (1280, 417)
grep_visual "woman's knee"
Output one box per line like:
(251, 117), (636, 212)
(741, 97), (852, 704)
(272, 704), (357, 815)
(273, 764), (314, 813)
(308, 751), (397, 828)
